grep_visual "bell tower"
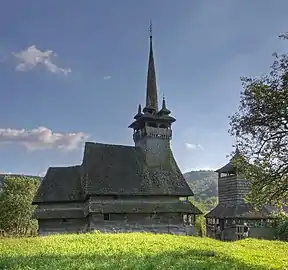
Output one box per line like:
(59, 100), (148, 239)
(129, 23), (176, 168)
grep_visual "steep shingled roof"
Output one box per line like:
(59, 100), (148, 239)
(33, 142), (194, 204)
(215, 163), (235, 174)
(82, 142), (193, 197)
(32, 165), (84, 204)
(215, 148), (243, 174)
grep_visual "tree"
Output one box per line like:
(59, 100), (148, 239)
(229, 34), (288, 208)
(0, 176), (40, 236)
(189, 199), (207, 236)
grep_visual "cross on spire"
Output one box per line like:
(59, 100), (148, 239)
(143, 21), (158, 113)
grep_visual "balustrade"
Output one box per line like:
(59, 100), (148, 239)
(133, 127), (172, 141)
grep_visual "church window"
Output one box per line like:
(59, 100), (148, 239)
(104, 214), (110, 220)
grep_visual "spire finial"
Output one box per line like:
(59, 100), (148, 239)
(143, 21), (158, 114)
(162, 95), (166, 109)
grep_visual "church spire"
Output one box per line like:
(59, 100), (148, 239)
(143, 21), (158, 113)
(129, 23), (176, 144)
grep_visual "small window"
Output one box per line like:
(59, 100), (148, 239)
(104, 214), (110, 220)
(62, 219), (68, 223)
(183, 214), (187, 223)
(148, 122), (157, 128)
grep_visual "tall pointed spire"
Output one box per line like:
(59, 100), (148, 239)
(129, 23), (176, 142)
(143, 21), (158, 113)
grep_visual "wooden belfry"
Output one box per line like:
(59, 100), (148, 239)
(205, 149), (278, 241)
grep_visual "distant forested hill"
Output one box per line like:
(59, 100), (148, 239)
(184, 170), (218, 211)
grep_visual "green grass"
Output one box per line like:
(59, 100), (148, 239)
(0, 233), (287, 270)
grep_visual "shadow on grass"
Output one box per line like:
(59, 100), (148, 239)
(0, 249), (269, 270)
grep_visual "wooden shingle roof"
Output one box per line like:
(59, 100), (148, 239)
(82, 142), (193, 197)
(32, 165), (85, 204)
(215, 148), (243, 174)
(33, 141), (194, 204)
(215, 162), (236, 174)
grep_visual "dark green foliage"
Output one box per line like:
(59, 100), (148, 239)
(272, 212), (288, 241)
(275, 219), (288, 241)
(184, 170), (218, 210)
(0, 176), (40, 236)
(229, 34), (288, 208)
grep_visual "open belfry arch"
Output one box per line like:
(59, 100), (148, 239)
(32, 23), (201, 235)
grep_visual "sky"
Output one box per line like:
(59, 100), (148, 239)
(0, 0), (288, 176)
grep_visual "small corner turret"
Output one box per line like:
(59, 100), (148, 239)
(158, 96), (171, 116)
(133, 104), (143, 120)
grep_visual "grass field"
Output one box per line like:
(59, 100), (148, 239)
(0, 233), (287, 270)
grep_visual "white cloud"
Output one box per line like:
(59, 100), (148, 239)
(13, 45), (71, 76)
(103, 75), (111, 80)
(185, 143), (204, 150)
(0, 127), (88, 151)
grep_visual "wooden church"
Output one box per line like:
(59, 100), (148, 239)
(32, 26), (201, 235)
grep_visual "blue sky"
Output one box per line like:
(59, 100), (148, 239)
(0, 0), (287, 175)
